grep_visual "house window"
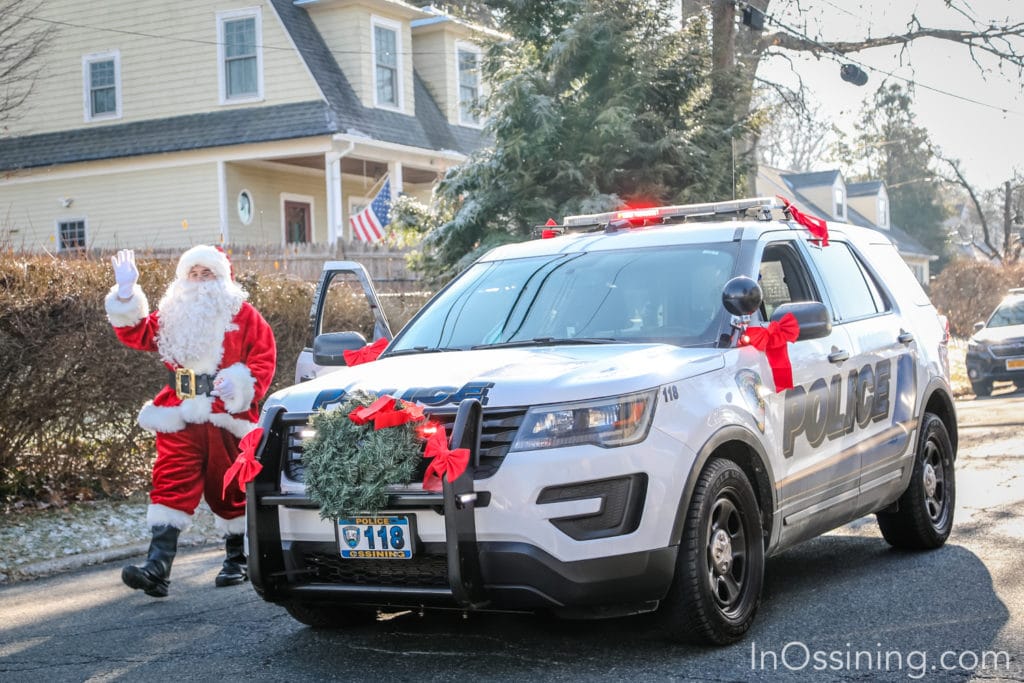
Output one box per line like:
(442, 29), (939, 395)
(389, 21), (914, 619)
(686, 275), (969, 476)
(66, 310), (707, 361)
(456, 43), (481, 126)
(834, 187), (846, 220)
(58, 219), (86, 251)
(878, 197), (888, 227)
(83, 51), (121, 121)
(218, 9), (263, 103)
(373, 19), (401, 108)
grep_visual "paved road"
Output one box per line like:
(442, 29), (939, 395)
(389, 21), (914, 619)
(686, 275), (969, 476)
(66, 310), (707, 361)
(2, 396), (1023, 682)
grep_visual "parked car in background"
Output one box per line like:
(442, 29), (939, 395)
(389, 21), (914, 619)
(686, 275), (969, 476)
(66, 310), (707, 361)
(965, 288), (1024, 397)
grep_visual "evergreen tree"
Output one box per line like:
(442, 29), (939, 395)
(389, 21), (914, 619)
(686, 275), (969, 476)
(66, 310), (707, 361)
(396, 0), (744, 276)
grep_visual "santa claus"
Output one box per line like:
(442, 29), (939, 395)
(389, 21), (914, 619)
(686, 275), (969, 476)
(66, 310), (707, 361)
(105, 246), (276, 597)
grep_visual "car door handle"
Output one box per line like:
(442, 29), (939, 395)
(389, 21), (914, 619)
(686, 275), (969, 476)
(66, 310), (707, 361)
(898, 330), (914, 344)
(828, 348), (850, 364)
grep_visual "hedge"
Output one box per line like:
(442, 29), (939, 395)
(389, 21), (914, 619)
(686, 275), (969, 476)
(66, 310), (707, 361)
(0, 251), (428, 507)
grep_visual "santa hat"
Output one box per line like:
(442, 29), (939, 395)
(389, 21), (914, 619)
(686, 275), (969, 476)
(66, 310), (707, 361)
(175, 245), (233, 282)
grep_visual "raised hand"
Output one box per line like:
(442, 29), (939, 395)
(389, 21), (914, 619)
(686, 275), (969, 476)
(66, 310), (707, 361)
(110, 249), (139, 299)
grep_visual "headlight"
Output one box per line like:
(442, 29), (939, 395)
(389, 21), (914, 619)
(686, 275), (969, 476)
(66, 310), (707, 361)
(510, 390), (657, 451)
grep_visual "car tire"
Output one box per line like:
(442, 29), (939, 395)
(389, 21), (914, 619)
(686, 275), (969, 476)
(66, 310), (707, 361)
(1014, 380), (1024, 392)
(283, 602), (378, 629)
(876, 413), (955, 550)
(661, 458), (764, 645)
(971, 380), (992, 397)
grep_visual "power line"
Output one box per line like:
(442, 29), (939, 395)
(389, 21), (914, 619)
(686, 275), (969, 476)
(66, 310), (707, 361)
(764, 11), (1024, 117)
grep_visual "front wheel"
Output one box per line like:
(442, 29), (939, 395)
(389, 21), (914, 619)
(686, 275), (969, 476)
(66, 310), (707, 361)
(283, 601), (378, 629)
(971, 379), (992, 397)
(661, 458), (765, 645)
(876, 413), (955, 550)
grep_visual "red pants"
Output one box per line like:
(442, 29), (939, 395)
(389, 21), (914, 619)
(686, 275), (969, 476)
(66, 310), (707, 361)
(152, 422), (245, 520)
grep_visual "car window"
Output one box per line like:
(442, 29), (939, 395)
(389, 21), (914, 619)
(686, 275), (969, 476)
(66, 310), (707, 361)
(758, 242), (820, 320)
(988, 299), (1024, 327)
(806, 241), (888, 321)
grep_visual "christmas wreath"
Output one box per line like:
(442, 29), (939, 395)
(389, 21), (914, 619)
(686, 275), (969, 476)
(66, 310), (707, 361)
(302, 392), (425, 519)
(302, 391), (470, 519)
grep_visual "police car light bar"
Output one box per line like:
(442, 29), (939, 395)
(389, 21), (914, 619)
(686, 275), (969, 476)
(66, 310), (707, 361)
(562, 196), (784, 228)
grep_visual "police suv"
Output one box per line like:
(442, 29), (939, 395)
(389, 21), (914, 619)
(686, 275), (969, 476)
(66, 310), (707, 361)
(246, 197), (957, 645)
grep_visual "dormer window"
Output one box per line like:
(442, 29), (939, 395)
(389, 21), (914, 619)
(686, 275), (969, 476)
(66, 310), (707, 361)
(218, 8), (263, 104)
(373, 18), (402, 109)
(83, 51), (121, 121)
(456, 42), (481, 126)
(834, 187), (846, 220)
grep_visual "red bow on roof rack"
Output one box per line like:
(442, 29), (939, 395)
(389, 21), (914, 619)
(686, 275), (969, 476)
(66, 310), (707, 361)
(777, 195), (829, 246)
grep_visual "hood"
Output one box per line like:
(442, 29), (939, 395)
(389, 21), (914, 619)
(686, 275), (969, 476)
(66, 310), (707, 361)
(972, 323), (1024, 345)
(267, 344), (725, 412)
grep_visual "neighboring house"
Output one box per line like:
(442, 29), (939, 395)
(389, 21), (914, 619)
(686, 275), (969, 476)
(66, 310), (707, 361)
(757, 166), (938, 285)
(0, 0), (494, 255)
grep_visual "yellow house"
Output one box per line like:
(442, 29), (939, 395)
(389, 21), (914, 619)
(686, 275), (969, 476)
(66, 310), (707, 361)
(0, 0), (493, 254)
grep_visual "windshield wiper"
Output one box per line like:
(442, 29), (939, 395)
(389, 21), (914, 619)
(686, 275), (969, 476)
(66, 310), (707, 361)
(386, 346), (463, 357)
(471, 337), (619, 350)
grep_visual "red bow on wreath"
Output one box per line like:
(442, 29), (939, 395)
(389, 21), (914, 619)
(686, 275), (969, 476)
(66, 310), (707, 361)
(422, 424), (470, 492)
(222, 427), (263, 497)
(741, 312), (800, 392)
(343, 338), (389, 367)
(349, 394), (425, 430)
(777, 195), (829, 246)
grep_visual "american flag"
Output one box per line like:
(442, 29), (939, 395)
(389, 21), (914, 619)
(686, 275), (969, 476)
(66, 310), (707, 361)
(350, 178), (392, 243)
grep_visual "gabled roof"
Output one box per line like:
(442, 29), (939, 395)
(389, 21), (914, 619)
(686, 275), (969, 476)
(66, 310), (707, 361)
(0, 0), (486, 173)
(847, 180), (884, 197)
(782, 169), (841, 189)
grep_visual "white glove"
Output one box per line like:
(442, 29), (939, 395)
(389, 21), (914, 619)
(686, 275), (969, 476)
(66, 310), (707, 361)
(213, 376), (236, 403)
(110, 249), (138, 299)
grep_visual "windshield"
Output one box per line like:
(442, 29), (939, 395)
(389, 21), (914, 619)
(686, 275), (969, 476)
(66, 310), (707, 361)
(987, 299), (1024, 327)
(390, 243), (738, 352)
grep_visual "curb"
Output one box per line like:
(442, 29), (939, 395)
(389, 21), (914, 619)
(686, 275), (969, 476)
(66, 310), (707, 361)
(1, 538), (220, 584)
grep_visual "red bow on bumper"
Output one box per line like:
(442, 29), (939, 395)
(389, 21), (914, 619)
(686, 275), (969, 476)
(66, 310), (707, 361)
(349, 395), (425, 430)
(222, 427), (264, 497)
(343, 338), (389, 366)
(422, 424), (470, 492)
(742, 312), (800, 392)
(777, 195), (829, 246)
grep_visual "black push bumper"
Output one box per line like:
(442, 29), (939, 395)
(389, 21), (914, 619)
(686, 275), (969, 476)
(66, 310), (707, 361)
(247, 400), (676, 615)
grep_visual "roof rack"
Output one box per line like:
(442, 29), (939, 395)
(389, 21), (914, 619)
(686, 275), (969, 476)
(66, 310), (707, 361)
(561, 196), (784, 229)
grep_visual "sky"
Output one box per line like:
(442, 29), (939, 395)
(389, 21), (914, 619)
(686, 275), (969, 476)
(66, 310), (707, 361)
(755, 0), (1024, 189)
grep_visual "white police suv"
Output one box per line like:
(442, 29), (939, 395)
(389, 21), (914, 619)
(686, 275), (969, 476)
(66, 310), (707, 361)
(246, 197), (957, 645)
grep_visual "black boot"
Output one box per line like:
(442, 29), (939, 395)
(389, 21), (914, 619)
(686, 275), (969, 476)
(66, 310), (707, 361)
(122, 525), (179, 598)
(214, 534), (248, 587)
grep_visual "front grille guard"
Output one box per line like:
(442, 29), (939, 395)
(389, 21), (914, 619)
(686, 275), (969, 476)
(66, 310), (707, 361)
(247, 399), (488, 609)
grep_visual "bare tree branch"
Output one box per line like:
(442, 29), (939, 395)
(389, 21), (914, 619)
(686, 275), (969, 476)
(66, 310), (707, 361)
(0, 0), (55, 130)
(934, 148), (1000, 259)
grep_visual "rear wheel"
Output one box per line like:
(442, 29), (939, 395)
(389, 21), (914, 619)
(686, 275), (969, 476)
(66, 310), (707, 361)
(876, 413), (955, 550)
(283, 602), (378, 629)
(661, 458), (764, 645)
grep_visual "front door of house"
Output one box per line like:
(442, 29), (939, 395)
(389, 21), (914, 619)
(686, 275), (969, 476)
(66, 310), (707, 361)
(285, 200), (311, 244)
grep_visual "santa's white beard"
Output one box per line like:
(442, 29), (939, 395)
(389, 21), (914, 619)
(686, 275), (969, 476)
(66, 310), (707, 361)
(156, 279), (247, 374)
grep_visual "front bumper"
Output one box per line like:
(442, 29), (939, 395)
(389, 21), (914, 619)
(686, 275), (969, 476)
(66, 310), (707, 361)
(247, 401), (677, 615)
(965, 349), (1024, 384)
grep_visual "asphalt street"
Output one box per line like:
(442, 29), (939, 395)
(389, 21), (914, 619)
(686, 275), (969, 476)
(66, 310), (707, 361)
(1, 393), (1022, 682)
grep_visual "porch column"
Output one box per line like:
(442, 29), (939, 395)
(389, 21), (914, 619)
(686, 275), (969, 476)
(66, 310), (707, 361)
(388, 161), (403, 196)
(326, 152), (342, 247)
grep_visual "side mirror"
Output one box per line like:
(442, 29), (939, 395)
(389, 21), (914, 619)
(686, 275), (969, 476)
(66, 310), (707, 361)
(772, 301), (831, 341)
(722, 276), (763, 316)
(313, 331), (368, 366)
(973, 321), (984, 333)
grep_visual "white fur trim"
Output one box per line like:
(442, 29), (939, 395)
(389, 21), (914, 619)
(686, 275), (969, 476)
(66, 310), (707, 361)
(178, 395), (214, 423)
(147, 503), (192, 531)
(105, 285), (149, 327)
(215, 363), (256, 414)
(176, 245), (231, 282)
(214, 514), (247, 536)
(209, 412), (258, 440)
(138, 401), (186, 434)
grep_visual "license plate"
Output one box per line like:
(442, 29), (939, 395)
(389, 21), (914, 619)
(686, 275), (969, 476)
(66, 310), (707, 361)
(1007, 359), (1024, 370)
(337, 515), (413, 559)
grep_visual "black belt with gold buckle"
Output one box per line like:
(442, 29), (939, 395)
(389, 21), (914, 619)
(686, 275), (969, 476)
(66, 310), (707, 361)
(168, 369), (216, 400)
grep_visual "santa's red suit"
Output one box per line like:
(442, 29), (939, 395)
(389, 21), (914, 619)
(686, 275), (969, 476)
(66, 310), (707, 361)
(105, 246), (276, 535)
